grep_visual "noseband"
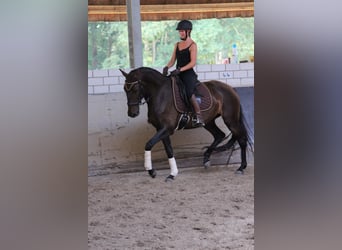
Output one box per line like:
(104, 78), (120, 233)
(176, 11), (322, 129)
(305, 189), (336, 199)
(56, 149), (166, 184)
(124, 80), (146, 107)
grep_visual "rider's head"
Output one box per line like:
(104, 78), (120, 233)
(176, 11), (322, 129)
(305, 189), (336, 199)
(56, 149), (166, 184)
(176, 20), (192, 41)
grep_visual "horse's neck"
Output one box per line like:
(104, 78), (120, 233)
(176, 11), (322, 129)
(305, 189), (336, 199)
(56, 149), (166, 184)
(142, 75), (170, 97)
(142, 76), (172, 114)
(141, 73), (165, 88)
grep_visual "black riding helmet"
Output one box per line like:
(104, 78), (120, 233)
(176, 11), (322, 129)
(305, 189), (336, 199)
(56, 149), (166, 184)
(176, 20), (192, 31)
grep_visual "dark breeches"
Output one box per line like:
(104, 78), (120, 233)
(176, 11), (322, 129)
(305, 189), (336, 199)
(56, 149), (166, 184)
(179, 71), (198, 99)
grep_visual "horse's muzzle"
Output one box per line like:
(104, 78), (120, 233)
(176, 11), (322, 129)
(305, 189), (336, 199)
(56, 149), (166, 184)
(128, 110), (139, 117)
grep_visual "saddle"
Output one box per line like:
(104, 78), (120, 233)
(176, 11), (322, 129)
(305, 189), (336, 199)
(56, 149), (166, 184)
(171, 76), (212, 113)
(171, 76), (213, 130)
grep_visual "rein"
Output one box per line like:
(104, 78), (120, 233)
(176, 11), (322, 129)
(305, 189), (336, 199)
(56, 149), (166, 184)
(124, 80), (148, 106)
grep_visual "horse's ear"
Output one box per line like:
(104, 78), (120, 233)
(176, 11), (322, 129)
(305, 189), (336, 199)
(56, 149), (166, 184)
(119, 69), (128, 78)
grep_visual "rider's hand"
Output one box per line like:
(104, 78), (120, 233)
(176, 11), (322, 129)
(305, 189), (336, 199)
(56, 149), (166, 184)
(170, 68), (181, 76)
(162, 66), (168, 76)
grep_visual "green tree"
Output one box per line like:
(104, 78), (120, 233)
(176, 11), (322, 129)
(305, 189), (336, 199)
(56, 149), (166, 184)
(88, 22), (129, 70)
(88, 18), (254, 70)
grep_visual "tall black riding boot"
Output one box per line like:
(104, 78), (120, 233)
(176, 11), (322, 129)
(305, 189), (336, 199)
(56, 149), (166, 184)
(190, 95), (205, 127)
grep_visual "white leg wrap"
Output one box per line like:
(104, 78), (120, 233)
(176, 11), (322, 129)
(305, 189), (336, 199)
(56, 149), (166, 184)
(144, 151), (152, 170)
(168, 157), (178, 176)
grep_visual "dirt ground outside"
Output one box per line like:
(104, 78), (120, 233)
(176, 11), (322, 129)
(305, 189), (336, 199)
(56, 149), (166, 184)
(88, 161), (254, 250)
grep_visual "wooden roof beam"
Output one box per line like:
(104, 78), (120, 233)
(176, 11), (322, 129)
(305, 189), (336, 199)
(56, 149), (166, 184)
(88, 3), (254, 22)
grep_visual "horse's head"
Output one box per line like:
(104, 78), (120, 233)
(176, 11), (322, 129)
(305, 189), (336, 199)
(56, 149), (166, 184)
(120, 69), (143, 118)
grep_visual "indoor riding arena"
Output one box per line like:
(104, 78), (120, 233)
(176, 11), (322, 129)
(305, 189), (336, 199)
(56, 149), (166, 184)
(88, 1), (254, 249)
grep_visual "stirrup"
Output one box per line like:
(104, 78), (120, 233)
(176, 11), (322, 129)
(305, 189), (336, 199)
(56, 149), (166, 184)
(192, 115), (205, 127)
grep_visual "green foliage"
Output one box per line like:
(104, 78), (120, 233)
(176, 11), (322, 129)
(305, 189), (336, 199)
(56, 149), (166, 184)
(88, 22), (128, 69)
(88, 18), (254, 70)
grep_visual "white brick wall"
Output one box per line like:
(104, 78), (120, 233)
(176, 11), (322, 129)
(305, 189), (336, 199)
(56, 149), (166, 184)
(108, 69), (122, 76)
(94, 85), (109, 94)
(104, 76), (119, 85)
(226, 78), (241, 85)
(248, 70), (254, 78)
(211, 64), (226, 72)
(88, 63), (254, 94)
(88, 78), (103, 85)
(88, 86), (94, 95)
(219, 71), (233, 79)
(204, 72), (219, 80)
(239, 63), (254, 70)
(196, 64), (211, 72)
(93, 69), (108, 77)
(233, 70), (248, 78)
(241, 78), (254, 87)
(225, 64), (240, 71)
(110, 85), (124, 92)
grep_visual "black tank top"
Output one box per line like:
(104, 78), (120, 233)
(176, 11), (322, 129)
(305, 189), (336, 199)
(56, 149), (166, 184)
(176, 42), (193, 68)
(175, 42), (198, 99)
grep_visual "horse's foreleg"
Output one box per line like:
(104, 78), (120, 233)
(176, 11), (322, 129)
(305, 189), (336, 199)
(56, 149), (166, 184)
(144, 151), (156, 178)
(144, 128), (169, 178)
(162, 136), (178, 181)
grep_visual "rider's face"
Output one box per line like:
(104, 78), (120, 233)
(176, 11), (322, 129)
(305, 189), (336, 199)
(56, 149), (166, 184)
(178, 30), (186, 39)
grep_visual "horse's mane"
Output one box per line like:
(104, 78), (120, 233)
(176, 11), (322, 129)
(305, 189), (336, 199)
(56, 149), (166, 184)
(133, 67), (161, 75)
(130, 67), (168, 81)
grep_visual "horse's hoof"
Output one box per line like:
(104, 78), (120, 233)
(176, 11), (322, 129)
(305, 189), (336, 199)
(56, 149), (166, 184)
(148, 169), (156, 178)
(235, 169), (244, 175)
(204, 160), (211, 169)
(165, 175), (175, 182)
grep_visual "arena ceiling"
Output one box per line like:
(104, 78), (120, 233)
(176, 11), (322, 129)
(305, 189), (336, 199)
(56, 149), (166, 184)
(88, 0), (254, 21)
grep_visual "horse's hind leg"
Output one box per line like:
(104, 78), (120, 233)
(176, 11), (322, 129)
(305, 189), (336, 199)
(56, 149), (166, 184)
(214, 136), (236, 152)
(203, 120), (226, 168)
(235, 133), (247, 173)
(225, 122), (248, 174)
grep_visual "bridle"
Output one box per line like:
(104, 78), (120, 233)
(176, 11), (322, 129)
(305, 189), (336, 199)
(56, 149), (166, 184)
(124, 80), (147, 107)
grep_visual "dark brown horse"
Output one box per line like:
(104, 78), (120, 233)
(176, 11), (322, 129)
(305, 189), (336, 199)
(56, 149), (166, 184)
(120, 67), (252, 181)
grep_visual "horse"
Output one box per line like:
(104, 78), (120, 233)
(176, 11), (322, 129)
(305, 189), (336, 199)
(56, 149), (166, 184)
(120, 67), (252, 181)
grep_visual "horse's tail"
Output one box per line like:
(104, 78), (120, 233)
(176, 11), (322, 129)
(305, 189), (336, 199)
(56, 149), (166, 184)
(240, 105), (254, 153)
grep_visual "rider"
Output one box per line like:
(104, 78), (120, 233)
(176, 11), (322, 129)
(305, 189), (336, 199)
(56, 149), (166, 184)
(163, 20), (205, 127)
